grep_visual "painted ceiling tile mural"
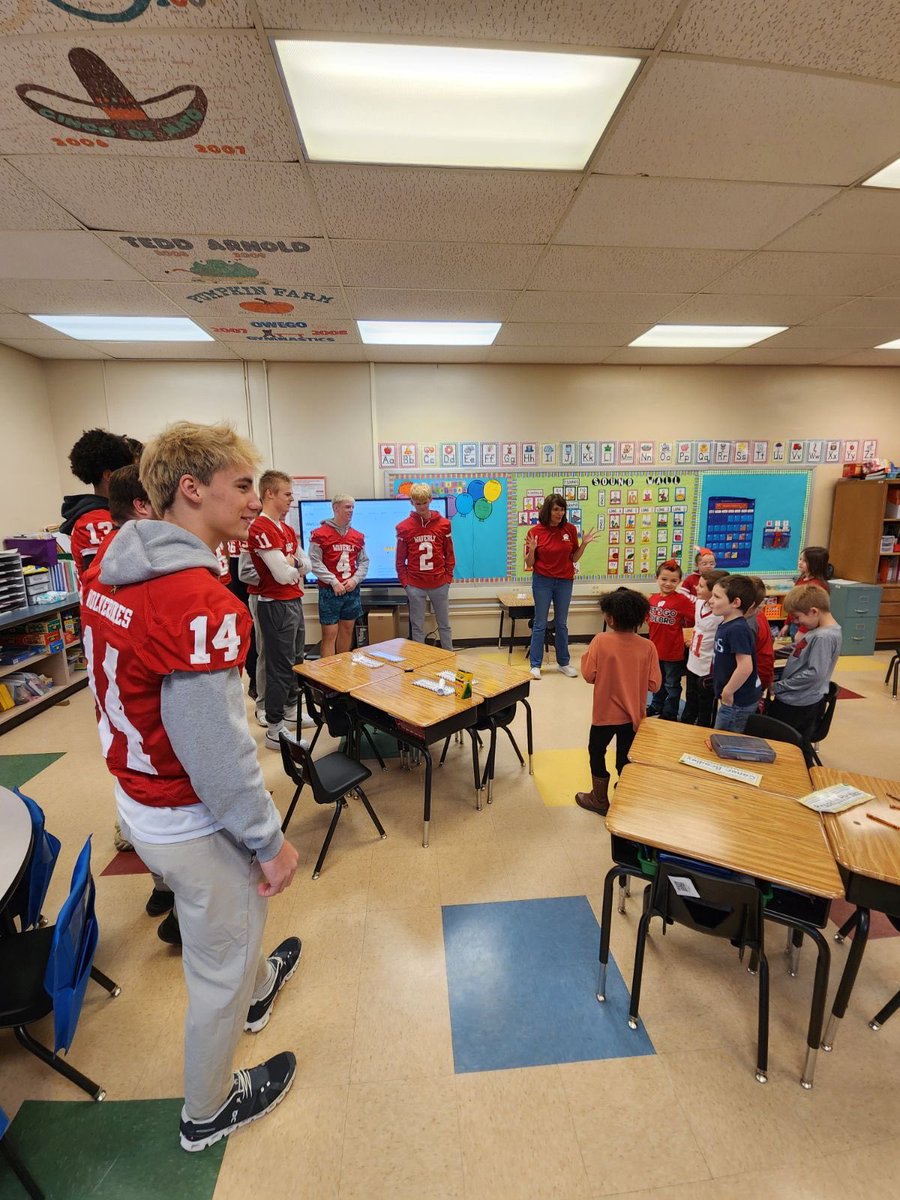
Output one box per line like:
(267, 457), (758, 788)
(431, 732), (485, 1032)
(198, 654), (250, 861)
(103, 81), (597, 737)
(97, 230), (335, 284)
(2, 1), (252, 36)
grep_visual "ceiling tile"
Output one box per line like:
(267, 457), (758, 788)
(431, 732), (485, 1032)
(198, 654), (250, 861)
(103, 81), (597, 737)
(760, 326), (898, 351)
(531, 245), (744, 292)
(257, 2), (677, 47)
(88, 341), (240, 360)
(509, 290), (687, 323)
(332, 241), (542, 290)
(0, 34), (295, 161)
(6, 1), (251, 33)
(0, 338), (110, 359)
(556, 176), (838, 249)
(767, 189), (900, 255)
(496, 322), (648, 347)
(13, 158), (322, 234)
(596, 56), (900, 185)
(198, 317), (360, 346)
(717, 348), (847, 366)
(0, 279), (188, 316)
(667, 1), (900, 83)
(308, 165), (579, 243)
(158, 281), (348, 324)
(0, 160), (80, 231)
(234, 341), (368, 360)
(95, 231), (336, 284)
(485, 345), (617, 364)
(602, 347), (732, 363)
(704, 251), (900, 296)
(666, 292), (852, 325)
(825, 349), (900, 366)
(363, 346), (492, 363)
(805, 297), (900, 328)
(347, 289), (516, 320)
(0, 314), (74, 338)
(0, 231), (141, 280)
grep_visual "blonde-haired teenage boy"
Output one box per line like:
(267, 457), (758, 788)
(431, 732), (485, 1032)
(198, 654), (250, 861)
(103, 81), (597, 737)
(395, 483), (456, 648)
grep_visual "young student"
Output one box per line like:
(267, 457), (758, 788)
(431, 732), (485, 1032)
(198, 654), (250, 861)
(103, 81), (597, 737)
(768, 584), (842, 739)
(576, 588), (661, 815)
(780, 546), (832, 639)
(709, 575), (763, 732)
(248, 470), (313, 749)
(682, 547), (717, 597)
(60, 428), (135, 580)
(646, 559), (695, 719)
(524, 492), (598, 679)
(309, 493), (369, 656)
(681, 568), (729, 727)
(395, 484), (456, 649)
(81, 421), (300, 1152)
(747, 577), (775, 697)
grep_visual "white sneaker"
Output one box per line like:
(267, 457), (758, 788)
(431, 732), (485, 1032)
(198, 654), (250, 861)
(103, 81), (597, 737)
(530, 667), (542, 680)
(255, 706), (267, 728)
(265, 722), (287, 751)
(559, 664), (578, 677)
(299, 713), (315, 729)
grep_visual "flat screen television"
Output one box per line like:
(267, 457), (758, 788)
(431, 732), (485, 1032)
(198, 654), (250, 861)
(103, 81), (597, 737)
(297, 497), (449, 587)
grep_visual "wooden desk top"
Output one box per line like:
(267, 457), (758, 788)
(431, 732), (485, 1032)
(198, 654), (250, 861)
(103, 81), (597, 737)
(295, 653), (402, 694)
(811, 767), (900, 886)
(364, 638), (456, 668)
(351, 669), (481, 729)
(497, 590), (534, 610)
(418, 654), (532, 700)
(628, 719), (812, 799)
(609, 763), (843, 899)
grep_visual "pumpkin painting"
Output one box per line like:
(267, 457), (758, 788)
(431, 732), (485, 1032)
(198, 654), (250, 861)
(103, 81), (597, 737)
(239, 299), (294, 314)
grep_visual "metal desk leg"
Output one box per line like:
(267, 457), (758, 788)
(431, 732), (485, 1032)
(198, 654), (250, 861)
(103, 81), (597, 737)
(799, 925), (831, 1089)
(823, 907), (870, 1052)
(522, 697), (534, 775)
(471, 729), (484, 812)
(498, 608), (504, 650)
(788, 927), (803, 977)
(485, 723), (498, 805)
(617, 874), (629, 914)
(422, 746), (433, 848)
(597, 865), (620, 1002)
(507, 615), (515, 662)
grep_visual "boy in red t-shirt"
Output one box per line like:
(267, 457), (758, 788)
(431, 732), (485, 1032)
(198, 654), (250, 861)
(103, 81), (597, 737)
(748, 577), (775, 697)
(646, 559), (695, 720)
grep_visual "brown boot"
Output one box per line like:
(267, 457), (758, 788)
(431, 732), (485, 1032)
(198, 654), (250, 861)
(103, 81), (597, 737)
(575, 776), (610, 815)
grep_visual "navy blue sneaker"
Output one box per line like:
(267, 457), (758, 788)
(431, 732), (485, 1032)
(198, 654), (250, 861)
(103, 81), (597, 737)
(179, 1052), (296, 1152)
(244, 937), (302, 1032)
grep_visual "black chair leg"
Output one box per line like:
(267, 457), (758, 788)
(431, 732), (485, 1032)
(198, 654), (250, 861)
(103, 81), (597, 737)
(500, 724), (525, 767)
(628, 900), (654, 1030)
(312, 799), (346, 880)
(0, 1138), (45, 1200)
(89, 965), (121, 997)
(469, 730), (482, 798)
(13, 1027), (105, 1101)
(308, 725), (322, 755)
(363, 726), (387, 770)
(870, 988), (900, 1030)
(281, 783), (304, 833)
(438, 736), (451, 767)
(835, 910), (858, 942)
(355, 786), (387, 839)
(756, 949), (770, 1083)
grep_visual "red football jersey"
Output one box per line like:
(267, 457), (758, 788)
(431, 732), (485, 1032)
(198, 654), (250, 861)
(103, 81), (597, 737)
(81, 566), (251, 808)
(248, 515), (303, 601)
(71, 506), (114, 580)
(215, 542), (231, 582)
(395, 511), (455, 588)
(310, 523), (365, 587)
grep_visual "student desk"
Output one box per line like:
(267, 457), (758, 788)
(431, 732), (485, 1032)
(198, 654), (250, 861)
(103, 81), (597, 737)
(294, 653), (402, 695)
(627, 718), (813, 799)
(350, 671), (481, 847)
(811, 767), (900, 1051)
(496, 591), (534, 661)
(0, 786), (33, 927)
(364, 638), (456, 669)
(600, 762), (842, 1088)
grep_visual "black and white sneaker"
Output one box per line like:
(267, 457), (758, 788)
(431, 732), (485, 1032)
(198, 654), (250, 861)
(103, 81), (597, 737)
(179, 1052), (296, 1152)
(244, 936), (302, 1033)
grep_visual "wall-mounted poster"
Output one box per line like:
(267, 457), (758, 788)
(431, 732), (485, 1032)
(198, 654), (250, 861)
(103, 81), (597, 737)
(639, 441), (655, 465)
(843, 440), (860, 463)
(579, 441), (597, 466)
(696, 441), (711, 465)
(521, 442), (538, 467)
(825, 440), (841, 463)
(619, 441), (635, 465)
(600, 441), (616, 465)
(806, 440), (823, 465)
(561, 441), (576, 466)
(541, 443), (557, 466)
(753, 440), (769, 464)
(658, 441), (674, 464)
(501, 442), (518, 467)
(789, 440), (805, 464)
(400, 443), (417, 468)
(460, 442), (478, 467)
(862, 439), (878, 459)
(441, 443), (458, 468)
(771, 441), (785, 463)
(733, 441), (750, 465)
(378, 443), (397, 469)
(481, 442), (498, 468)
(677, 441), (693, 464)
(714, 441), (732, 464)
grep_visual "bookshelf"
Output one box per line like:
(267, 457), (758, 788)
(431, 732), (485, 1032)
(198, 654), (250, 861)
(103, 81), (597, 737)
(0, 594), (88, 732)
(829, 480), (900, 645)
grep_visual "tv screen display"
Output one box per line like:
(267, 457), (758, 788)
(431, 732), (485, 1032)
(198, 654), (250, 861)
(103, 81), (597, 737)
(297, 497), (449, 587)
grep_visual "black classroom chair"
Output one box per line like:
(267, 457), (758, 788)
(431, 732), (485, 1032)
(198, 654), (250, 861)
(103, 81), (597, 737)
(868, 914), (900, 1032)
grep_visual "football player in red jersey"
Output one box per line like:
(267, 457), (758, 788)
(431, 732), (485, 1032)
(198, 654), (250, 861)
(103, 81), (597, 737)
(395, 483), (456, 649)
(309, 493), (369, 656)
(60, 427), (135, 581)
(248, 469), (313, 747)
(81, 422), (301, 1152)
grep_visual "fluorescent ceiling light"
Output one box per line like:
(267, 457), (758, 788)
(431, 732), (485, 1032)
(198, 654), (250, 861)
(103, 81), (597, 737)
(273, 39), (641, 170)
(358, 320), (501, 346)
(874, 337), (900, 349)
(29, 315), (213, 342)
(630, 324), (788, 349)
(862, 157), (900, 189)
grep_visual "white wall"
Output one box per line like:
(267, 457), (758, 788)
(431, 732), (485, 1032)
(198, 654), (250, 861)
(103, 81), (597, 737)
(0, 345), (62, 533)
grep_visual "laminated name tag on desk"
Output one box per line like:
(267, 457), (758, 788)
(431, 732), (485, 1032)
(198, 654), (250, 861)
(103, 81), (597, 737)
(370, 650), (403, 662)
(669, 876), (701, 899)
(679, 754), (763, 787)
(352, 654), (383, 668)
(413, 678), (455, 696)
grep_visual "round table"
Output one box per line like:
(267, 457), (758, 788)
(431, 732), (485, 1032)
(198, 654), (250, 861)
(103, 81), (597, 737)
(0, 785), (33, 913)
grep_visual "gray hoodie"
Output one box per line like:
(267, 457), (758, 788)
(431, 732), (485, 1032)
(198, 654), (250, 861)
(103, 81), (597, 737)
(99, 520), (283, 862)
(308, 518), (370, 588)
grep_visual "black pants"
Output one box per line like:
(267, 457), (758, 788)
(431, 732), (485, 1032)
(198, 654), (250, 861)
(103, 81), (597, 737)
(589, 723), (635, 780)
(767, 696), (822, 741)
(681, 670), (715, 727)
(225, 564), (258, 687)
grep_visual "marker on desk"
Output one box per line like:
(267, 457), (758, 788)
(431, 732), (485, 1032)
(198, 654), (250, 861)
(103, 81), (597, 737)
(867, 813), (900, 831)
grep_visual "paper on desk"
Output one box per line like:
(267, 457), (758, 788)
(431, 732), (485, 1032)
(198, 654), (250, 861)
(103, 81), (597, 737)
(796, 784), (873, 813)
(370, 650), (403, 662)
(413, 677), (454, 696)
(679, 753), (763, 787)
(352, 654), (383, 668)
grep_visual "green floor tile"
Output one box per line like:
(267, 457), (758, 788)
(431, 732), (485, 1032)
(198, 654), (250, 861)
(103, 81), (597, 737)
(0, 1099), (226, 1200)
(0, 753), (65, 790)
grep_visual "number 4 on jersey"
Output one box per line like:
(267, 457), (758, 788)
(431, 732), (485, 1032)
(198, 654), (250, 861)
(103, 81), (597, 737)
(189, 613), (241, 664)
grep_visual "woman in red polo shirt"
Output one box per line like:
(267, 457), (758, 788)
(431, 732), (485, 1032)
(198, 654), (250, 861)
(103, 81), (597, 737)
(524, 493), (598, 680)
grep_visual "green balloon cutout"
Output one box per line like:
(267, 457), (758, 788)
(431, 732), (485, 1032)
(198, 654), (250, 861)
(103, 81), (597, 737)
(473, 497), (492, 520)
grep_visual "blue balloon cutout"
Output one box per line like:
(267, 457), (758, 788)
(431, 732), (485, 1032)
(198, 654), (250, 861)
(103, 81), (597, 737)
(455, 493), (474, 516)
(467, 479), (485, 500)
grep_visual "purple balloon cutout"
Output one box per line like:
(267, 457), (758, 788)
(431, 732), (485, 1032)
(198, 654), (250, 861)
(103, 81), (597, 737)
(445, 494), (458, 517)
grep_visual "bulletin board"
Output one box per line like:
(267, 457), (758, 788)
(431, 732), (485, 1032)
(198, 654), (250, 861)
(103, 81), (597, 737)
(697, 471), (812, 577)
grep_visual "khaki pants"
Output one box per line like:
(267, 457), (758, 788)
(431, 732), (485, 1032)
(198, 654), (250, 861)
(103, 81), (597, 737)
(130, 829), (273, 1119)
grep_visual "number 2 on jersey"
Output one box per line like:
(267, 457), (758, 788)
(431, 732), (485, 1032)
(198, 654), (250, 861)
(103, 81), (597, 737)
(189, 613), (241, 664)
(418, 541), (434, 571)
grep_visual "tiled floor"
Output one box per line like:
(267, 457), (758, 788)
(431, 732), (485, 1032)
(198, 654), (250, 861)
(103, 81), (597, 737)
(0, 646), (898, 1199)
